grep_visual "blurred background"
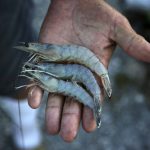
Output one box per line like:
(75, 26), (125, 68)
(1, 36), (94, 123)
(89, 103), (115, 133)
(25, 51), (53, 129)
(0, 0), (150, 150)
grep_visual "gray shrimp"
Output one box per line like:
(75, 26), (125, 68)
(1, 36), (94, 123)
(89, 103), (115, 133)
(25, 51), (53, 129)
(15, 42), (112, 98)
(24, 71), (101, 128)
(23, 63), (102, 120)
(24, 63), (101, 101)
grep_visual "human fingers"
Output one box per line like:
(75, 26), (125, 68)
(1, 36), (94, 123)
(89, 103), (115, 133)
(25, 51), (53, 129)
(45, 94), (64, 134)
(113, 13), (150, 62)
(82, 106), (97, 132)
(60, 97), (82, 142)
(82, 74), (104, 132)
(28, 86), (43, 109)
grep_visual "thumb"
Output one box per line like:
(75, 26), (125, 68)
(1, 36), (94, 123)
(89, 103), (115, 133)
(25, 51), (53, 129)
(113, 15), (150, 62)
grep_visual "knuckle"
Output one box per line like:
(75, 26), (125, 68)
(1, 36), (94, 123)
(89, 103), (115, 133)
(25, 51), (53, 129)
(121, 15), (130, 25)
(114, 13), (130, 30)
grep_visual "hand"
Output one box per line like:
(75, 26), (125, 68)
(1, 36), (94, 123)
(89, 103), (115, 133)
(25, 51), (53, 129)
(27, 0), (150, 142)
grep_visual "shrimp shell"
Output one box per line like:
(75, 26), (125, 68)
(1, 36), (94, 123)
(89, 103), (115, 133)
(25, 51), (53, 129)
(24, 63), (102, 126)
(24, 63), (101, 100)
(15, 42), (112, 97)
(24, 71), (101, 127)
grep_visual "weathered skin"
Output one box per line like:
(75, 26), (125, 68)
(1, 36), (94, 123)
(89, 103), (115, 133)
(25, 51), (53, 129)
(23, 62), (102, 127)
(15, 42), (112, 98)
(31, 0), (150, 141)
(24, 71), (101, 127)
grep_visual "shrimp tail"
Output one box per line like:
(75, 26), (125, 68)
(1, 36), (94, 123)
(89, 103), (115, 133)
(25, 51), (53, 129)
(101, 74), (112, 98)
(93, 97), (102, 128)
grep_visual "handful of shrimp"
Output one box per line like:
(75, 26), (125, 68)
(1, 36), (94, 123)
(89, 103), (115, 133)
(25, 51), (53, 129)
(15, 42), (112, 128)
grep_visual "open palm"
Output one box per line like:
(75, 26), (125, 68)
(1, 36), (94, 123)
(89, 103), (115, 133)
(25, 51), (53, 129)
(28, 0), (150, 142)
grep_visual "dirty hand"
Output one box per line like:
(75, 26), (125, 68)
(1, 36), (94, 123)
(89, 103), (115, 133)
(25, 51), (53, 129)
(27, 0), (150, 142)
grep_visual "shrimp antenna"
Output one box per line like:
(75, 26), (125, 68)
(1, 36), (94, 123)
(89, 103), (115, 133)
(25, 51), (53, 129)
(18, 74), (33, 80)
(15, 83), (37, 90)
(22, 69), (59, 78)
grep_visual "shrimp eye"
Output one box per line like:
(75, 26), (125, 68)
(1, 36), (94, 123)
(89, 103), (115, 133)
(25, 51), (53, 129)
(25, 42), (29, 47)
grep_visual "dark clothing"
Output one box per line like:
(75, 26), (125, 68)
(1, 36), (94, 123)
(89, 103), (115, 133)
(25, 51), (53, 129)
(0, 0), (36, 96)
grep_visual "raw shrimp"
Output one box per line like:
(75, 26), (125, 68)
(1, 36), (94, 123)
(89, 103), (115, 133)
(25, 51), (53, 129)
(24, 63), (101, 105)
(24, 71), (101, 128)
(15, 42), (112, 97)
(23, 63), (102, 124)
